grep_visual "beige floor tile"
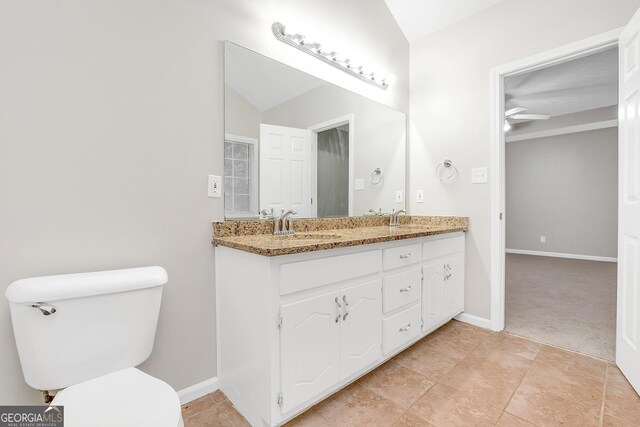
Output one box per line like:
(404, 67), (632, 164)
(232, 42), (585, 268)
(498, 333), (543, 360)
(506, 362), (603, 426)
(221, 401), (251, 426)
(495, 411), (535, 426)
(408, 383), (503, 427)
(284, 409), (332, 427)
(183, 403), (234, 427)
(461, 333), (504, 365)
(181, 394), (215, 419)
(439, 358), (524, 409)
(602, 413), (637, 427)
(211, 390), (231, 405)
(359, 361), (436, 409)
(391, 412), (436, 427)
(419, 325), (487, 360)
(604, 365), (640, 425)
(314, 382), (404, 426)
(393, 342), (460, 379)
(535, 345), (607, 382)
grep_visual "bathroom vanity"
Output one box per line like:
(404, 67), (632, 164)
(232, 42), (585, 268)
(214, 216), (467, 426)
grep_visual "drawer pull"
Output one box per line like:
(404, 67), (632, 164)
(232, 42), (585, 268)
(335, 297), (341, 322)
(399, 285), (412, 293)
(399, 253), (412, 259)
(342, 295), (350, 321)
(399, 324), (411, 332)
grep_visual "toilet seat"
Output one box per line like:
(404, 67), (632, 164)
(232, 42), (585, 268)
(52, 367), (183, 427)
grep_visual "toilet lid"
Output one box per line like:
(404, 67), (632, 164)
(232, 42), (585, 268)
(52, 368), (182, 427)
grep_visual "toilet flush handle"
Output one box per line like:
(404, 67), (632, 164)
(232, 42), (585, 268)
(30, 302), (56, 316)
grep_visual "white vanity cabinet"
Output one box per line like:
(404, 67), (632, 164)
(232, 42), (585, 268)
(215, 232), (465, 426)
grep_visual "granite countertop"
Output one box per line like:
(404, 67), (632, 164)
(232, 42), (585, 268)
(212, 215), (468, 256)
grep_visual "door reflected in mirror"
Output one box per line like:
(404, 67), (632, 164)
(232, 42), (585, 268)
(224, 41), (406, 219)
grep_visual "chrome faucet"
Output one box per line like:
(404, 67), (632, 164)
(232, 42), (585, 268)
(389, 209), (406, 227)
(273, 209), (297, 235)
(368, 208), (385, 216)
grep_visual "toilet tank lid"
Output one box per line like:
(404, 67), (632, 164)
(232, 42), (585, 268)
(5, 266), (168, 303)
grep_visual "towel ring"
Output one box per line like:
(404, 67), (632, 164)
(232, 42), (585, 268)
(370, 168), (383, 185)
(436, 159), (457, 182)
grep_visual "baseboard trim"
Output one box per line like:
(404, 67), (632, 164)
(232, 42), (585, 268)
(177, 377), (219, 405)
(506, 248), (617, 263)
(455, 312), (492, 329)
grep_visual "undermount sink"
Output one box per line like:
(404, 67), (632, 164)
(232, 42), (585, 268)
(273, 233), (341, 241)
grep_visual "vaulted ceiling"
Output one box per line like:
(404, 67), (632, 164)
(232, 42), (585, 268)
(384, 0), (506, 42)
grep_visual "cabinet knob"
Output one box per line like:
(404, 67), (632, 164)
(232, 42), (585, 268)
(342, 295), (350, 321)
(399, 324), (411, 332)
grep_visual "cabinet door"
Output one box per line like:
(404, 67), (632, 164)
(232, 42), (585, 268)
(422, 261), (446, 333)
(280, 291), (340, 413)
(339, 279), (382, 380)
(444, 255), (464, 317)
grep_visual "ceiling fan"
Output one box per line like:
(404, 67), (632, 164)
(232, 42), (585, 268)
(504, 107), (551, 131)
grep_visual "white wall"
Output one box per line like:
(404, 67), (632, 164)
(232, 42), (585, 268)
(262, 84), (406, 216)
(0, 0), (408, 404)
(506, 128), (618, 257)
(409, 0), (640, 320)
(225, 86), (263, 139)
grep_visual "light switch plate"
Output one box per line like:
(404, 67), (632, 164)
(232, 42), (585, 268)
(540, 235), (546, 243)
(471, 167), (489, 184)
(395, 190), (403, 203)
(354, 178), (364, 191)
(208, 175), (222, 198)
(416, 190), (424, 203)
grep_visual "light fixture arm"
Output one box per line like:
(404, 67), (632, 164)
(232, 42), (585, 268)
(271, 22), (390, 90)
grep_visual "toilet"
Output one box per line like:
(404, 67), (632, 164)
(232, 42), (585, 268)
(5, 266), (184, 427)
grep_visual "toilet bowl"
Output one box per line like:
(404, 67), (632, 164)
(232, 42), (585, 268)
(5, 266), (183, 427)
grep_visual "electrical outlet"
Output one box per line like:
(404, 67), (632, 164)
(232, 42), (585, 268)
(540, 235), (546, 243)
(354, 178), (364, 191)
(395, 190), (403, 203)
(208, 175), (222, 198)
(416, 190), (424, 203)
(471, 167), (489, 184)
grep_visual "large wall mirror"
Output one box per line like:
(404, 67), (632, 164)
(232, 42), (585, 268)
(224, 42), (406, 219)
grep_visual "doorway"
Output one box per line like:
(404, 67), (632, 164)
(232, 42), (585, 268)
(501, 48), (619, 360)
(316, 125), (350, 218)
(490, 30), (622, 344)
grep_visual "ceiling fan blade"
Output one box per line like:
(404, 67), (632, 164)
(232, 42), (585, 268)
(511, 113), (551, 120)
(505, 107), (527, 117)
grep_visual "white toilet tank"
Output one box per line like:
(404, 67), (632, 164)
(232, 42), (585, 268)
(5, 266), (167, 391)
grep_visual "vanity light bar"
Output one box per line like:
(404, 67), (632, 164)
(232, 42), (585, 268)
(271, 22), (390, 90)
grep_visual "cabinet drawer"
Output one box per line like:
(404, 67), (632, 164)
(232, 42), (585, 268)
(423, 235), (464, 261)
(280, 250), (381, 295)
(382, 243), (421, 271)
(383, 304), (421, 355)
(383, 268), (421, 313)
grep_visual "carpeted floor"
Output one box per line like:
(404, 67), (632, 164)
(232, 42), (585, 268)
(505, 253), (617, 361)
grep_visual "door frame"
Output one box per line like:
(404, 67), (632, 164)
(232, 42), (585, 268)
(308, 114), (355, 217)
(489, 28), (622, 331)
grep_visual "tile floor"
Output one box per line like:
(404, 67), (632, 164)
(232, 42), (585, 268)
(181, 320), (640, 427)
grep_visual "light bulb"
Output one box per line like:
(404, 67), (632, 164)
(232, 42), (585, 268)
(503, 120), (511, 132)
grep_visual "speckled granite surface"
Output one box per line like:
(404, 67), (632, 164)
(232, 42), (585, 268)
(212, 216), (468, 256)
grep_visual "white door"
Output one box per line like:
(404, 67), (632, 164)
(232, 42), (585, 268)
(280, 291), (340, 413)
(260, 124), (314, 217)
(444, 255), (465, 318)
(422, 261), (446, 333)
(339, 279), (382, 380)
(617, 9), (640, 394)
